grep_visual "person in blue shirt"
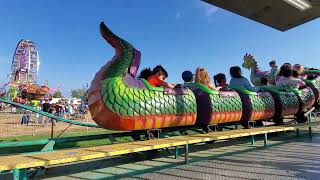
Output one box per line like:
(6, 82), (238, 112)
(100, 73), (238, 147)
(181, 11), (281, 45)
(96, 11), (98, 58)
(229, 66), (259, 92)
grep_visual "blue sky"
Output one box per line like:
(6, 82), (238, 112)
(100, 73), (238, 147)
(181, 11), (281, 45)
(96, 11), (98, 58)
(0, 0), (319, 96)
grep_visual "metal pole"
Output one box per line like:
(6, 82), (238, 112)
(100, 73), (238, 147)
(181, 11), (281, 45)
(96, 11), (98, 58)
(51, 118), (54, 139)
(13, 169), (20, 180)
(13, 169), (26, 180)
(21, 169), (27, 180)
(308, 113), (312, 138)
(251, 135), (255, 145)
(264, 133), (268, 148)
(185, 144), (189, 164)
(175, 146), (179, 159)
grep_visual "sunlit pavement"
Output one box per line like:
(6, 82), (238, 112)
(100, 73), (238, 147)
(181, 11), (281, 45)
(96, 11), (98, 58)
(127, 130), (320, 180)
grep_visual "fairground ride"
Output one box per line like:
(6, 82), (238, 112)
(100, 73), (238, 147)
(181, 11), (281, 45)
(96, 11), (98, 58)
(8, 39), (49, 103)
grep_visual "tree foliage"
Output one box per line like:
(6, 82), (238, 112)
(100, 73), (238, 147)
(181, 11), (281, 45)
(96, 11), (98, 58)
(71, 85), (87, 99)
(52, 91), (63, 98)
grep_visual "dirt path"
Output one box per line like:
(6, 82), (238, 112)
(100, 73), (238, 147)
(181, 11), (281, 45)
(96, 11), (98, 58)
(0, 113), (102, 138)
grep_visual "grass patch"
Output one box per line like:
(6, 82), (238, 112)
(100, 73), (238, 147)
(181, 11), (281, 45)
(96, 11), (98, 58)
(0, 128), (204, 155)
(0, 130), (130, 155)
(0, 130), (115, 142)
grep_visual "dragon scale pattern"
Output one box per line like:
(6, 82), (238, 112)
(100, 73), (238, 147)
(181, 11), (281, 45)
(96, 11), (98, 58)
(101, 78), (197, 117)
(209, 93), (243, 124)
(249, 93), (275, 120)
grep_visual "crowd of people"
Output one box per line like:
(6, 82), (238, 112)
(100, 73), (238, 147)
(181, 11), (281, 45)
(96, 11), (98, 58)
(19, 99), (89, 126)
(139, 54), (313, 92)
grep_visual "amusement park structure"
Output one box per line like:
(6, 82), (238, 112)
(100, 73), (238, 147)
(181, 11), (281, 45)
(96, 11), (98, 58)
(11, 39), (39, 84)
(6, 39), (49, 103)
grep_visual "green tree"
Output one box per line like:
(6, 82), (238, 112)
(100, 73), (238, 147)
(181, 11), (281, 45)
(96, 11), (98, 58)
(52, 91), (63, 98)
(71, 86), (87, 99)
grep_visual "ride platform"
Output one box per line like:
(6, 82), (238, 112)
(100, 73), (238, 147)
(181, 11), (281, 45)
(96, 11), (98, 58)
(0, 116), (317, 180)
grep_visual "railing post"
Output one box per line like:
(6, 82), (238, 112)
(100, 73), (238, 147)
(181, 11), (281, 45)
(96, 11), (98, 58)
(13, 169), (27, 180)
(185, 144), (189, 164)
(308, 112), (312, 139)
(264, 133), (268, 148)
(251, 135), (255, 145)
(13, 169), (19, 180)
(175, 146), (179, 159)
(21, 169), (27, 180)
(51, 119), (54, 139)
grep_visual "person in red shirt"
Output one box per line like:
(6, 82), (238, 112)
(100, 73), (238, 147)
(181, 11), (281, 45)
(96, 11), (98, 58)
(147, 65), (175, 88)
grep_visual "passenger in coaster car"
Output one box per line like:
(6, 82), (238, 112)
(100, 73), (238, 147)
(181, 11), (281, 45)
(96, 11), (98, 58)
(276, 68), (306, 89)
(266, 60), (278, 82)
(147, 65), (175, 88)
(276, 63), (292, 81)
(182, 70), (194, 85)
(260, 77), (269, 86)
(292, 70), (300, 78)
(229, 66), (259, 92)
(213, 73), (229, 91)
(293, 64), (307, 79)
(138, 68), (152, 80)
(195, 68), (221, 91)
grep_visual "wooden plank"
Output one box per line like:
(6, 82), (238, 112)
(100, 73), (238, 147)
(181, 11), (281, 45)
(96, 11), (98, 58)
(0, 122), (315, 171)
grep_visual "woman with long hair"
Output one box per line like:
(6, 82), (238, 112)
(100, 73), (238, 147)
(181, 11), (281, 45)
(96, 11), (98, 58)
(229, 66), (259, 92)
(195, 68), (220, 91)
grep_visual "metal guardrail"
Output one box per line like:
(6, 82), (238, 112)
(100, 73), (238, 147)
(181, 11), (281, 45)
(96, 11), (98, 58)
(0, 98), (100, 128)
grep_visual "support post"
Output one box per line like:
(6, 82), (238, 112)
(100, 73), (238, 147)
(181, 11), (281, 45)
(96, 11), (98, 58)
(264, 133), (268, 148)
(251, 135), (255, 145)
(175, 146), (179, 159)
(308, 113), (312, 139)
(21, 169), (27, 180)
(108, 135), (118, 144)
(185, 144), (189, 164)
(13, 169), (27, 180)
(13, 169), (19, 180)
(296, 128), (300, 137)
(51, 119), (54, 139)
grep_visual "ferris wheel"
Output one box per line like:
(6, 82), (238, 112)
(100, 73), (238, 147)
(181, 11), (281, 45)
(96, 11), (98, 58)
(10, 39), (40, 85)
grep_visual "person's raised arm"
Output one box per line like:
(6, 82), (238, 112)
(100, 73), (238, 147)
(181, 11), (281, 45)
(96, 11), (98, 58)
(161, 82), (176, 88)
(208, 82), (221, 91)
(244, 78), (259, 92)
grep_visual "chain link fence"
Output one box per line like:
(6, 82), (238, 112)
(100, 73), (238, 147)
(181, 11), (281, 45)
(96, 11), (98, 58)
(0, 109), (106, 138)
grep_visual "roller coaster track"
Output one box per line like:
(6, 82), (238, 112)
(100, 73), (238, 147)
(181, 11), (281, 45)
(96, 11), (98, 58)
(0, 98), (100, 128)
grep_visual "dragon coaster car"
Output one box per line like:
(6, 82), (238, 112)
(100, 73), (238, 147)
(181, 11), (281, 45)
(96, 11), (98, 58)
(88, 22), (320, 131)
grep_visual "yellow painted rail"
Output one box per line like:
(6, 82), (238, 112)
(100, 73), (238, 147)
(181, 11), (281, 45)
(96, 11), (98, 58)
(0, 122), (315, 172)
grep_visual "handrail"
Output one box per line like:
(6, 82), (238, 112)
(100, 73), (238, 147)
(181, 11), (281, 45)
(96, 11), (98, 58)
(228, 85), (258, 95)
(259, 86), (287, 95)
(0, 98), (101, 128)
(185, 83), (220, 95)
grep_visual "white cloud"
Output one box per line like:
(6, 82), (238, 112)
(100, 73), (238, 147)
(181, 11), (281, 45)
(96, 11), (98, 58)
(175, 12), (182, 20)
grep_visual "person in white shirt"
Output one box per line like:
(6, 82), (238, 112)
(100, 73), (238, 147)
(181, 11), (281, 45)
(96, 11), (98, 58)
(276, 68), (305, 89)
